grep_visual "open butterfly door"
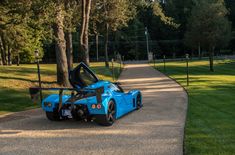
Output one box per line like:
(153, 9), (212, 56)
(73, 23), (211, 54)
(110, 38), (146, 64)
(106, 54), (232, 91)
(69, 62), (99, 89)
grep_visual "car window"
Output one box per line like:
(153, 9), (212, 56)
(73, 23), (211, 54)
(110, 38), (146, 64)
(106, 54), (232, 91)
(80, 67), (97, 86)
(109, 84), (121, 92)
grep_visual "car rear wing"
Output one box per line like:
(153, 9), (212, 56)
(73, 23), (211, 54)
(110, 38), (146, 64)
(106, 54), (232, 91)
(29, 87), (104, 111)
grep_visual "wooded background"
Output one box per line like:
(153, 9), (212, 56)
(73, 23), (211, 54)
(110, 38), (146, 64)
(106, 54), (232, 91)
(0, 0), (234, 84)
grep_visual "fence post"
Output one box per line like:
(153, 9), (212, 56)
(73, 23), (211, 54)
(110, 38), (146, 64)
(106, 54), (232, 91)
(186, 54), (189, 86)
(112, 58), (115, 81)
(35, 50), (42, 104)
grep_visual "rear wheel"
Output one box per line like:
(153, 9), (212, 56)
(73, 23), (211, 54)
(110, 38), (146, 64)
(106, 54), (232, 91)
(94, 100), (116, 126)
(136, 93), (142, 110)
(46, 110), (60, 121)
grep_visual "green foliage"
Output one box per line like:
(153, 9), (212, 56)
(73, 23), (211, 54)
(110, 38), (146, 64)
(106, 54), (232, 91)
(1, 0), (234, 64)
(151, 2), (179, 28)
(0, 0), (54, 63)
(185, 0), (232, 50)
(0, 0), (187, 64)
(225, 0), (235, 30)
(64, 1), (81, 33)
(138, 0), (179, 28)
(91, 0), (136, 34)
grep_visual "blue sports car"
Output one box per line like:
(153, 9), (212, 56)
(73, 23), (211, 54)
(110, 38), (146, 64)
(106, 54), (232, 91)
(29, 62), (142, 126)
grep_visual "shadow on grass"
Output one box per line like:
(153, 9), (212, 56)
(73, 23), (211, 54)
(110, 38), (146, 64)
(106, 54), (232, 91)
(0, 88), (38, 113)
(0, 76), (56, 84)
(0, 67), (56, 76)
(0, 87), (54, 114)
(157, 60), (235, 76)
(0, 65), (120, 85)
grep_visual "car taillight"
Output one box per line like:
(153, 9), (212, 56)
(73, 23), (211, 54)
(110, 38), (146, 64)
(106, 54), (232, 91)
(91, 104), (102, 109)
(91, 104), (96, 109)
(97, 104), (102, 109)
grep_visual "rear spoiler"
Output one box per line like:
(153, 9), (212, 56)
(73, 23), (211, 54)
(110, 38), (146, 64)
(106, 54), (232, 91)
(29, 87), (104, 111)
(29, 87), (94, 97)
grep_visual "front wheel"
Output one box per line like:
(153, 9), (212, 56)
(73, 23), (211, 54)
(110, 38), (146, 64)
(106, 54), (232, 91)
(94, 100), (116, 126)
(136, 93), (142, 110)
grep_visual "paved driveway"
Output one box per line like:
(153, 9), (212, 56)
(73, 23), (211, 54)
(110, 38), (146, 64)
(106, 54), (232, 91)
(0, 62), (188, 155)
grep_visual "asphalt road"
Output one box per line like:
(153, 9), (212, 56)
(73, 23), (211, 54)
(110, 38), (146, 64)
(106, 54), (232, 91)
(0, 62), (188, 155)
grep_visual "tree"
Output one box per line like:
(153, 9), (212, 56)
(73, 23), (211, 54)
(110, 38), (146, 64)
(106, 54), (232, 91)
(31, 0), (71, 86)
(184, 0), (231, 71)
(90, 0), (105, 62)
(53, 1), (70, 86)
(0, 0), (72, 85)
(225, 0), (235, 53)
(0, 0), (58, 66)
(64, 0), (80, 71)
(92, 0), (136, 67)
(225, 0), (235, 30)
(163, 0), (193, 38)
(80, 0), (92, 66)
(64, 1), (73, 72)
(26, 0), (70, 86)
(136, 0), (179, 59)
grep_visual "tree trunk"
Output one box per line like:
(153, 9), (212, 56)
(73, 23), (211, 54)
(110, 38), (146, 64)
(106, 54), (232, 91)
(209, 46), (214, 72)
(65, 32), (73, 72)
(7, 46), (12, 66)
(0, 35), (7, 65)
(96, 34), (99, 62)
(104, 23), (109, 68)
(54, 3), (70, 86)
(198, 42), (201, 59)
(64, 1), (73, 72)
(134, 27), (138, 60)
(80, 0), (91, 66)
(16, 53), (20, 66)
(0, 52), (2, 65)
(0, 50), (6, 65)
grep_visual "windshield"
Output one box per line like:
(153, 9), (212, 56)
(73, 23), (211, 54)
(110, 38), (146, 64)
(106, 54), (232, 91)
(109, 84), (122, 92)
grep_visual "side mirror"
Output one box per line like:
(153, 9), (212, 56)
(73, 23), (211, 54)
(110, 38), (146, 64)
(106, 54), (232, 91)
(113, 82), (121, 86)
(127, 90), (134, 95)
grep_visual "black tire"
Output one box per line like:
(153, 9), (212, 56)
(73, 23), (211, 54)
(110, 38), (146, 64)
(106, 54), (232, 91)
(46, 110), (60, 121)
(94, 100), (116, 126)
(136, 93), (142, 110)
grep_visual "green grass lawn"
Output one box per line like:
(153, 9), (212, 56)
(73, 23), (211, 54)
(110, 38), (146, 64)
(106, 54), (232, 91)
(152, 59), (235, 155)
(0, 62), (122, 115)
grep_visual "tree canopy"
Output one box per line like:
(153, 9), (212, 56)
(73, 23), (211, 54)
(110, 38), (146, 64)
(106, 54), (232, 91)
(0, 0), (234, 83)
(184, 0), (231, 71)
